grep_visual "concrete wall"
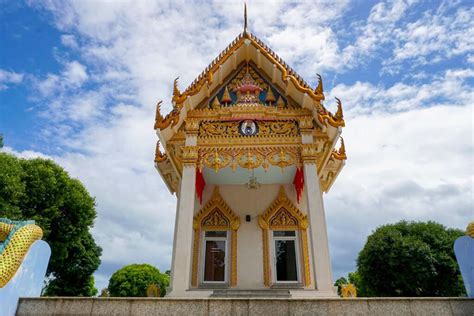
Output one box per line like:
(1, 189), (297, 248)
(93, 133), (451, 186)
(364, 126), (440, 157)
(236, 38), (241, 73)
(194, 184), (313, 289)
(16, 297), (474, 316)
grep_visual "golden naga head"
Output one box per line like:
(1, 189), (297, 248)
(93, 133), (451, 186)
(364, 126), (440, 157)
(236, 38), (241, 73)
(315, 73), (324, 96)
(334, 97), (343, 120)
(154, 140), (167, 163)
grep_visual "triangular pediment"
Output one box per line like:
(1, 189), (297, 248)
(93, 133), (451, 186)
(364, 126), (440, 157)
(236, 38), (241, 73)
(204, 62), (290, 110)
(154, 31), (346, 137)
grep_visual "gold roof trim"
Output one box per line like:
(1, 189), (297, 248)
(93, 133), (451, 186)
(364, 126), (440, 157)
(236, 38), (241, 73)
(187, 105), (312, 120)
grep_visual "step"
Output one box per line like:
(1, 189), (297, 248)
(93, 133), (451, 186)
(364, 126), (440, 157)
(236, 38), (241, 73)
(211, 289), (291, 298)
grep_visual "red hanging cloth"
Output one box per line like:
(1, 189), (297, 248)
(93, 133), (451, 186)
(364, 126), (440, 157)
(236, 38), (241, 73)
(293, 167), (304, 203)
(195, 168), (206, 204)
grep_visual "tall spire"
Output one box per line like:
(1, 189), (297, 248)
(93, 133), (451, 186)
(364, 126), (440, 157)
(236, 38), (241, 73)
(243, 2), (248, 34)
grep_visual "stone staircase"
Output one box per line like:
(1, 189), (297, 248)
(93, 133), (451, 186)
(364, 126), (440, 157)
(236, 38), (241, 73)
(211, 289), (291, 298)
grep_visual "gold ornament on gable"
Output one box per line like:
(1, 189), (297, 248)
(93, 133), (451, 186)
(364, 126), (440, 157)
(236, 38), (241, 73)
(199, 146), (299, 173)
(198, 120), (299, 138)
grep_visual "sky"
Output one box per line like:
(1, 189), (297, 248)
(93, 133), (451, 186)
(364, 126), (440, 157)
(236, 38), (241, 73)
(0, 0), (473, 292)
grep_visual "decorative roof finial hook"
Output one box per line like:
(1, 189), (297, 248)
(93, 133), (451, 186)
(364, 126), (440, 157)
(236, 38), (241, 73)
(243, 2), (248, 34)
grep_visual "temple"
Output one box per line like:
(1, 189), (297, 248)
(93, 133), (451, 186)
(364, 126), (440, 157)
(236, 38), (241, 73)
(154, 7), (346, 298)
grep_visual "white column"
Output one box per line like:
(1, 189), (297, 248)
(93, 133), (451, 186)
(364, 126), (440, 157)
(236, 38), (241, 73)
(168, 147), (197, 297)
(303, 162), (334, 293)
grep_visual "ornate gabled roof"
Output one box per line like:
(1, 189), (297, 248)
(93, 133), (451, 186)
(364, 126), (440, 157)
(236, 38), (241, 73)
(155, 30), (345, 134)
(181, 32), (321, 103)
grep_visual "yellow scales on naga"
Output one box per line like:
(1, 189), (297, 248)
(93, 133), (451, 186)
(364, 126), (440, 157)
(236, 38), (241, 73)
(154, 8), (347, 298)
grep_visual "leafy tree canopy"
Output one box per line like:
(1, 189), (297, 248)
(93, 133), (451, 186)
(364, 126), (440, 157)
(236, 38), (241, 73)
(0, 153), (102, 296)
(357, 220), (465, 297)
(108, 264), (170, 297)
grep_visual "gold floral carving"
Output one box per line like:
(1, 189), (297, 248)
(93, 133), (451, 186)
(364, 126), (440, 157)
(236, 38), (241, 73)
(258, 186), (311, 287)
(185, 118), (200, 134)
(188, 105), (312, 121)
(269, 208), (298, 229)
(199, 146), (299, 172)
(191, 187), (240, 287)
(299, 116), (314, 132)
(202, 208), (230, 228)
(198, 120), (299, 138)
(181, 146), (199, 165)
(301, 143), (323, 165)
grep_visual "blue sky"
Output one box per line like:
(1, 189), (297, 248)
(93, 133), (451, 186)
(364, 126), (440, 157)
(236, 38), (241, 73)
(1, 0), (473, 292)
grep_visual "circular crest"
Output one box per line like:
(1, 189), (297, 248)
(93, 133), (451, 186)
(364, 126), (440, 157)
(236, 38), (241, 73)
(239, 120), (258, 136)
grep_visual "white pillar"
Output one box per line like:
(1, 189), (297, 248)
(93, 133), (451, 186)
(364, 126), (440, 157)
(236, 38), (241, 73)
(303, 162), (335, 293)
(168, 149), (197, 297)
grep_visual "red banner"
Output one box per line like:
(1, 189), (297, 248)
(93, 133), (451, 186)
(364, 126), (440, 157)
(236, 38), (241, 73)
(196, 168), (206, 204)
(293, 167), (304, 203)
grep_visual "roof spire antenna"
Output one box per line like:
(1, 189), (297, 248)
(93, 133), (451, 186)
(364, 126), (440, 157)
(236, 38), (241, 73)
(243, 2), (248, 34)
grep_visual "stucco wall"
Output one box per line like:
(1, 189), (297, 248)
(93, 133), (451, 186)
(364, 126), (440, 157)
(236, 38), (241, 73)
(193, 184), (315, 289)
(16, 297), (474, 316)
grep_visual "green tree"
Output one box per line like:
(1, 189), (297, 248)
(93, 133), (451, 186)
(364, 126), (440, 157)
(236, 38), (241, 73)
(357, 220), (465, 297)
(0, 153), (102, 296)
(108, 264), (170, 297)
(0, 134), (4, 148)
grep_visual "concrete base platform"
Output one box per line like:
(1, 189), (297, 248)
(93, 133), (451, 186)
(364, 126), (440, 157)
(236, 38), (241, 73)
(16, 297), (474, 316)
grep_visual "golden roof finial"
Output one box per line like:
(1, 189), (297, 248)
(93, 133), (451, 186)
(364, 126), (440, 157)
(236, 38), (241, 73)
(315, 74), (324, 95)
(221, 86), (232, 105)
(276, 96), (285, 109)
(211, 96), (221, 109)
(243, 2), (248, 34)
(335, 97), (344, 120)
(265, 88), (276, 105)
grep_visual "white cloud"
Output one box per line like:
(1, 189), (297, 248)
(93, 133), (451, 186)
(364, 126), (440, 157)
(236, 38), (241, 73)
(342, 0), (418, 67)
(384, 5), (474, 70)
(0, 69), (24, 90)
(35, 60), (88, 97)
(60, 34), (78, 49)
(326, 67), (474, 115)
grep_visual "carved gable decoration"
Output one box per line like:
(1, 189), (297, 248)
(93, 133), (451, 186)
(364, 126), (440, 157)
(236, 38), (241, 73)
(202, 208), (230, 229)
(194, 186), (240, 231)
(259, 186), (308, 230)
(269, 208), (299, 229)
(208, 63), (288, 109)
(198, 120), (299, 138)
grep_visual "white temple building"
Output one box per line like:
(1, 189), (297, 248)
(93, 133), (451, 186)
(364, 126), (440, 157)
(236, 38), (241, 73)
(154, 11), (346, 298)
